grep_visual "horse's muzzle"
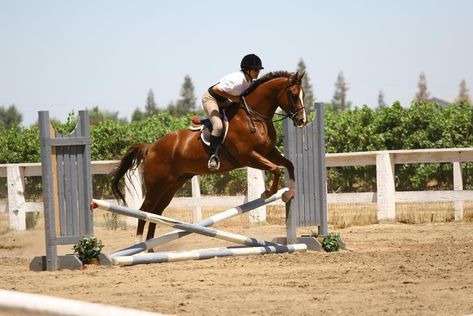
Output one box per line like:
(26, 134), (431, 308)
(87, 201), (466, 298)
(293, 117), (307, 128)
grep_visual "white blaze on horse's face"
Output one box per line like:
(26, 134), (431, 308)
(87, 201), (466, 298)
(298, 89), (307, 127)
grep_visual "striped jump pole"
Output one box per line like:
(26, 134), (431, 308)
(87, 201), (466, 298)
(112, 244), (307, 266)
(108, 187), (289, 258)
(92, 192), (287, 249)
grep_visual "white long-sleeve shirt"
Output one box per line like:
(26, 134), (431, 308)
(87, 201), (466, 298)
(216, 71), (252, 96)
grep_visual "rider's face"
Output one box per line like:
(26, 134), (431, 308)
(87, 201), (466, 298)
(249, 69), (261, 79)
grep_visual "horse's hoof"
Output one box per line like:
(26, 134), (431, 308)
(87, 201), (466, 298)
(260, 190), (271, 200)
(147, 248), (155, 253)
(262, 190), (279, 200)
(282, 190), (295, 203)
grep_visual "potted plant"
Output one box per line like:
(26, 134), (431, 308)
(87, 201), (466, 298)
(72, 236), (104, 266)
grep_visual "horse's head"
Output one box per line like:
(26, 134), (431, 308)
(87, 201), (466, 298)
(277, 72), (307, 128)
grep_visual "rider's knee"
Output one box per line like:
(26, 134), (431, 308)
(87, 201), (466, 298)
(211, 117), (223, 134)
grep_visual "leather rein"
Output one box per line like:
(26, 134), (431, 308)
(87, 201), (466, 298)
(241, 80), (305, 132)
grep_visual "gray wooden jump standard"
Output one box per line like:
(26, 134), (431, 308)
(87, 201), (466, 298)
(30, 111), (93, 271)
(108, 188), (289, 258)
(274, 102), (328, 247)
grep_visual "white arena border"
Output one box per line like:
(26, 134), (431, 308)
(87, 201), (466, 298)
(0, 289), (167, 316)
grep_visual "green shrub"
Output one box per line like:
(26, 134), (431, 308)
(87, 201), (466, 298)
(1, 103), (472, 195)
(322, 232), (342, 252)
(72, 236), (104, 264)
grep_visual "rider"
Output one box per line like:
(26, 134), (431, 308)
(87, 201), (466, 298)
(202, 53), (264, 171)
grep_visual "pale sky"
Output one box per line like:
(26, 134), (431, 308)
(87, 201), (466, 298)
(1, 0), (472, 126)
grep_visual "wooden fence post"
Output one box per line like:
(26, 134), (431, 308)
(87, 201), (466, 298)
(247, 167), (266, 223)
(453, 161), (464, 221)
(124, 168), (142, 226)
(191, 176), (202, 222)
(376, 152), (396, 220)
(7, 164), (26, 231)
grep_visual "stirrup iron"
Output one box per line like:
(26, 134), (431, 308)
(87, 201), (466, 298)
(208, 154), (220, 170)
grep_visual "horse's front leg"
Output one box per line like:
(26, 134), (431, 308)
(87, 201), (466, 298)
(246, 150), (280, 199)
(265, 148), (296, 202)
(247, 149), (294, 202)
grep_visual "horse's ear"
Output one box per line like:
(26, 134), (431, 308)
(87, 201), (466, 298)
(298, 72), (305, 80)
(291, 71), (299, 83)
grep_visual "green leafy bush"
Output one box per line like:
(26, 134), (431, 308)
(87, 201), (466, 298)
(72, 236), (104, 264)
(1, 103), (472, 197)
(324, 101), (473, 192)
(322, 233), (342, 252)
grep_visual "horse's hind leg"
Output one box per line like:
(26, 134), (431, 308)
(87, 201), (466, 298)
(145, 177), (190, 243)
(136, 193), (160, 242)
(135, 180), (172, 242)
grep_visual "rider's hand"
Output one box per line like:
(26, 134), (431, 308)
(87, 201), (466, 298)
(230, 96), (241, 104)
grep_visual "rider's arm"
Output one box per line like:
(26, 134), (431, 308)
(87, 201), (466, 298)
(211, 85), (241, 103)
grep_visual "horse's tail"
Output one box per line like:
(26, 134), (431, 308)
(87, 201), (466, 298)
(111, 143), (150, 205)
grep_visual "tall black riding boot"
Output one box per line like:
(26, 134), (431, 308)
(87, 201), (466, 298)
(208, 135), (223, 170)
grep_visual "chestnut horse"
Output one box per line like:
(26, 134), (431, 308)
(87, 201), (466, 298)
(111, 71), (307, 242)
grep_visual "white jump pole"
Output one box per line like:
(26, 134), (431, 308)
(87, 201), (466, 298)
(93, 199), (279, 248)
(108, 187), (289, 258)
(0, 289), (166, 316)
(113, 244), (307, 266)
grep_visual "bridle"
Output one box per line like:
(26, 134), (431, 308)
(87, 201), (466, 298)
(240, 77), (305, 132)
(273, 79), (305, 122)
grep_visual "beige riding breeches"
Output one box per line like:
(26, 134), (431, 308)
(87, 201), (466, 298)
(202, 90), (223, 137)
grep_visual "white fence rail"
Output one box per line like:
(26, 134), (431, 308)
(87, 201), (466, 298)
(326, 148), (473, 221)
(1, 147), (473, 230)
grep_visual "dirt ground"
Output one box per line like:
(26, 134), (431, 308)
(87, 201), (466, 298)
(1, 221), (473, 316)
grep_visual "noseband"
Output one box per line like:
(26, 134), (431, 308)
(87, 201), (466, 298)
(286, 88), (305, 120)
(273, 80), (305, 122)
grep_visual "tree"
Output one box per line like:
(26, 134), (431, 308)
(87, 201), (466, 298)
(296, 59), (315, 112)
(415, 72), (430, 102)
(132, 89), (159, 122)
(166, 101), (177, 116)
(331, 71), (351, 112)
(131, 108), (146, 122)
(88, 106), (126, 125)
(0, 104), (22, 128)
(145, 89), (159, 116)
(377, 90), (386, 108)
(169, 75), (196, 116)
(456, 79), (471, 103)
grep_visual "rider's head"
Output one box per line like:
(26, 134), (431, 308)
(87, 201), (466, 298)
(241, 54), (264, 80)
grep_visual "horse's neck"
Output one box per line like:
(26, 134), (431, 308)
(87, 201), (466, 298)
(245, 79), (286, 118)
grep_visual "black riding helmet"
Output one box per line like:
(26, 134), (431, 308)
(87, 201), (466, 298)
(240, 54), (264, 70)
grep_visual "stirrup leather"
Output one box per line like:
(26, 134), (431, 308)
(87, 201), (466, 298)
(208, 154), (220, 170)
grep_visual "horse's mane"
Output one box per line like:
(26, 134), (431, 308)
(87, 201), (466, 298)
(242, 71), (293, 96)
